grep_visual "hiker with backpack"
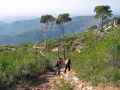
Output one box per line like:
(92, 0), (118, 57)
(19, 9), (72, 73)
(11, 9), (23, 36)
(64, 58), (71, 73)
(54, 57), (62, 75)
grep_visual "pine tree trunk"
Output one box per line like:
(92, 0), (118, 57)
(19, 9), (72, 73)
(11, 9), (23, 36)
(44, 34), (47, 50)
(57, 38), (60, 57)
(101, 12), (104, 32)
(62, 24), (66, 60)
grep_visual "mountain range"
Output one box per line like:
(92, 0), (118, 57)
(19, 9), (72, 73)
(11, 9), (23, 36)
(0, 16), (98, 45)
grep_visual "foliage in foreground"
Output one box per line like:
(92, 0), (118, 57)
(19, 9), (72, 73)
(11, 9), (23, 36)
(0, 44), (45, 89)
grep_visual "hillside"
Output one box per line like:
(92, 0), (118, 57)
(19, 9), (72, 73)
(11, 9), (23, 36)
(0, 26), (120, 90)
(0, 16), (98, 45)
(35, 26), (120, 87)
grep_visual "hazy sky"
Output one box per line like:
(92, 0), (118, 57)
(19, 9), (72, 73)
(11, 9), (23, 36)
(0, 0), (119, 22)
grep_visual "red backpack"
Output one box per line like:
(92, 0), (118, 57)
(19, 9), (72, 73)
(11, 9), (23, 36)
(55, 59), (62, 66)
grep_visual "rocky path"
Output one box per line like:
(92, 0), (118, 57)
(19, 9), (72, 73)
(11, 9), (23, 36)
(15, 68), (94, 90)
(14, 68), (120, 90)
(56, 69), (93, 90)
(14, 70), (56, 90)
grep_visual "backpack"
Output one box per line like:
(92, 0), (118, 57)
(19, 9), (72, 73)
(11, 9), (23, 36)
(55, 60), (61, 67)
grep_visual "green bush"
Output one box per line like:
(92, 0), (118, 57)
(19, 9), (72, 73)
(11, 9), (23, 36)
(0, 45), (45, 88)
(70, 28), (120, 85)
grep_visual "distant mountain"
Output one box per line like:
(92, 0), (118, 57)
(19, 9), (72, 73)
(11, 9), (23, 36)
(0, 19), (41, 36)
(0, 16), (98, 45)
(0, 30), (62, 45)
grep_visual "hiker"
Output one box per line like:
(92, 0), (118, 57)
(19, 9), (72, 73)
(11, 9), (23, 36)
(64, 58), (71, 73)
(54, 57), (62, 75)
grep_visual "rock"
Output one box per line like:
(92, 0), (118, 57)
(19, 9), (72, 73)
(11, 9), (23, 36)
(73, 77), (79, 83)
(60, 75), (64, 79)
(50, 80), (55, 84)
(82, 87), (86, 90)
(86, 86), (93, 90)
(82, 86), (93, 90)
(78, 83), (83, 90)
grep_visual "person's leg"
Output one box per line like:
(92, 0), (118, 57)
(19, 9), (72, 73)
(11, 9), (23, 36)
(68, 65), (70, 71)
(58, 66), (60, 74)
(64, 65), (68, 73)
(54, 67), (57, 75)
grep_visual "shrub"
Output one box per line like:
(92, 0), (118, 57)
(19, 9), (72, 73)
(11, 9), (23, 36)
(0, 45), (45, 88)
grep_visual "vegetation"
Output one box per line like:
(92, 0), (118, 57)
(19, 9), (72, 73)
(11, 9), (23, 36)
(40, 15), (55, 50)
(113, 17), (120, 25)
(43, 26), (120, 86)
(56, 13), (72, 59)
(0, 44), (45, 89)
(94, 5), (112, 31)
(71, 27), (120, 86)
(88, 25), (98, 31)
(0, 5), (120, 89)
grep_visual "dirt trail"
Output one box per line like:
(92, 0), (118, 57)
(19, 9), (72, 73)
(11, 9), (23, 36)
(14, 68), (94, 90)
(14, 70), (56, 90)
(15, 69), (60, 90)
(28, 71), (56, 90)
(14, 68), (120, 90)
(56, 69), (93, 90)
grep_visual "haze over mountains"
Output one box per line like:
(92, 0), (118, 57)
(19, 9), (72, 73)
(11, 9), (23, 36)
(0, 16), (98, 45)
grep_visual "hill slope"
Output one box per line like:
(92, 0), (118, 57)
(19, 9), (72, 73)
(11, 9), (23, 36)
(36, 26), (120, 86)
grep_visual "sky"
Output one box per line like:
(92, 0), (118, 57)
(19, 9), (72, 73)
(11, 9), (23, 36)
(0, 0), (120, 22)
